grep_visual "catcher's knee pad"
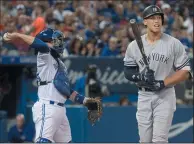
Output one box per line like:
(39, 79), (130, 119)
(36, 138), (52, 143)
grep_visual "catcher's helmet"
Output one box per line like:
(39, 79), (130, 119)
(51, 30), (65, 54)
(36, 28), (54, 42)
(36, 28), (65, 54)
(143, 5), (164, 24)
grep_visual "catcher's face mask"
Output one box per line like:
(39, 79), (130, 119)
(52, 30), (65, 54)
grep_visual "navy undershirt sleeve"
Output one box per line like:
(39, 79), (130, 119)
(124, 66), (139, 82)
(29, 38), (49, 53)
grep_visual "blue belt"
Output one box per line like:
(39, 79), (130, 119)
(49, 101), (64, 107)
(38, 99), (64, 107)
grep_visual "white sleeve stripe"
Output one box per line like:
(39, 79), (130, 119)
(124, 64), (137, 66)
(176, 59), (190, 70)
(124, 62), (137, 65)
(124, 61), (136, 63)
(180, 66), (191, 71)
(124, 61), (135, 63)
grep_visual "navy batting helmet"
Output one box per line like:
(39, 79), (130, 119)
(143, 5), (164, 24)
(36, 28), (65, 54)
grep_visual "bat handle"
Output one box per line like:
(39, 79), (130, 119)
(146, 65), (150, 71)
(146, 66), (153, 74)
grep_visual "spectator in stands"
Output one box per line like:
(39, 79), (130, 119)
(69, 35), (84, 56)
(112, 3), (128, 25)
(22, 1), (34, 16)
(97, 1), (116, 23)
(95, 39), (105, 56)
(181, 7), (193, 35)
(16, 4), (26, 17)
(161, 3), (174, 33)
(81, 39), (96, 56)
(95, 29), (110, 56)
(98, 13), (112, 30)
(99, 30), (110, 46)
(179, 26), (193, 50)
(45, 8), (58, 29)
(171, 7), (184, 31)
(119, 96), (131, 106)
(26, 5), (46, 37)
(124, 1), (137, 21)
(17, 14), (31, 34)
(120, 37), (129, 57)
(84, 18), (97, 41)
(53, 1), (66, 22)
(63, 11), (75, 38)
(0, 1), (193, 57)
(101, 36), (120, 56)
(8, 114), (35, 143)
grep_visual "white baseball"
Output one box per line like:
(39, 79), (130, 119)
(3, 33), (10, 41)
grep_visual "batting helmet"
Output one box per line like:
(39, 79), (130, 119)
(143, 5), (164, 24)
(36, 28), (65, 54)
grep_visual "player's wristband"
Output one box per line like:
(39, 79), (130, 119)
(69, 90), (85, 104)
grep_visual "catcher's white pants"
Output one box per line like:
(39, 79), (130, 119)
(136, 89), (176, 143)
(32, 99), (72, 142)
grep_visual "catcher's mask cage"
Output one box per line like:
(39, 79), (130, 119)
(51, 30), (65, 54)
(143, 5), (164, 25)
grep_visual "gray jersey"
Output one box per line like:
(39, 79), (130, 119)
(124, 33), (191, 82)
(124, 33), (191, 143)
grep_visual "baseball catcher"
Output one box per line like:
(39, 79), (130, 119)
(3, 28), (103, 143)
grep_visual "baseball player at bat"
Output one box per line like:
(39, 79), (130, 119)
(3, 28), (102, 143)
(124, 5), (192, 143)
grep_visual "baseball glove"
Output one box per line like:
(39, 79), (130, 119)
(84, 98), (103, 125)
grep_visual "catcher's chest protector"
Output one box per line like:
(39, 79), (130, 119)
(53, 58), (71, 97)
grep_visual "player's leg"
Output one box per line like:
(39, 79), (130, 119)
(53, 109), (72, 143)
(32, 101), (62, 142)
(152, 92), (176, 143)
(136, 93), (153, 143)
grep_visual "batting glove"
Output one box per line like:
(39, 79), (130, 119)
(150, 80), (165, 91)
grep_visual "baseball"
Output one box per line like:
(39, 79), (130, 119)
(3, 32), (10, 41)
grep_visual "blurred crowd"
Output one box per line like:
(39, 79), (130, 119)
(0, 0), (193, 57)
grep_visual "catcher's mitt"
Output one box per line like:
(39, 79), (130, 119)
(84, 98), (103, 125)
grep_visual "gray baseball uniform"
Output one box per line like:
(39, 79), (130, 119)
(123, 33), (191, 143)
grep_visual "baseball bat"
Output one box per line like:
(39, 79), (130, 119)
(129, 19), (150, 70)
